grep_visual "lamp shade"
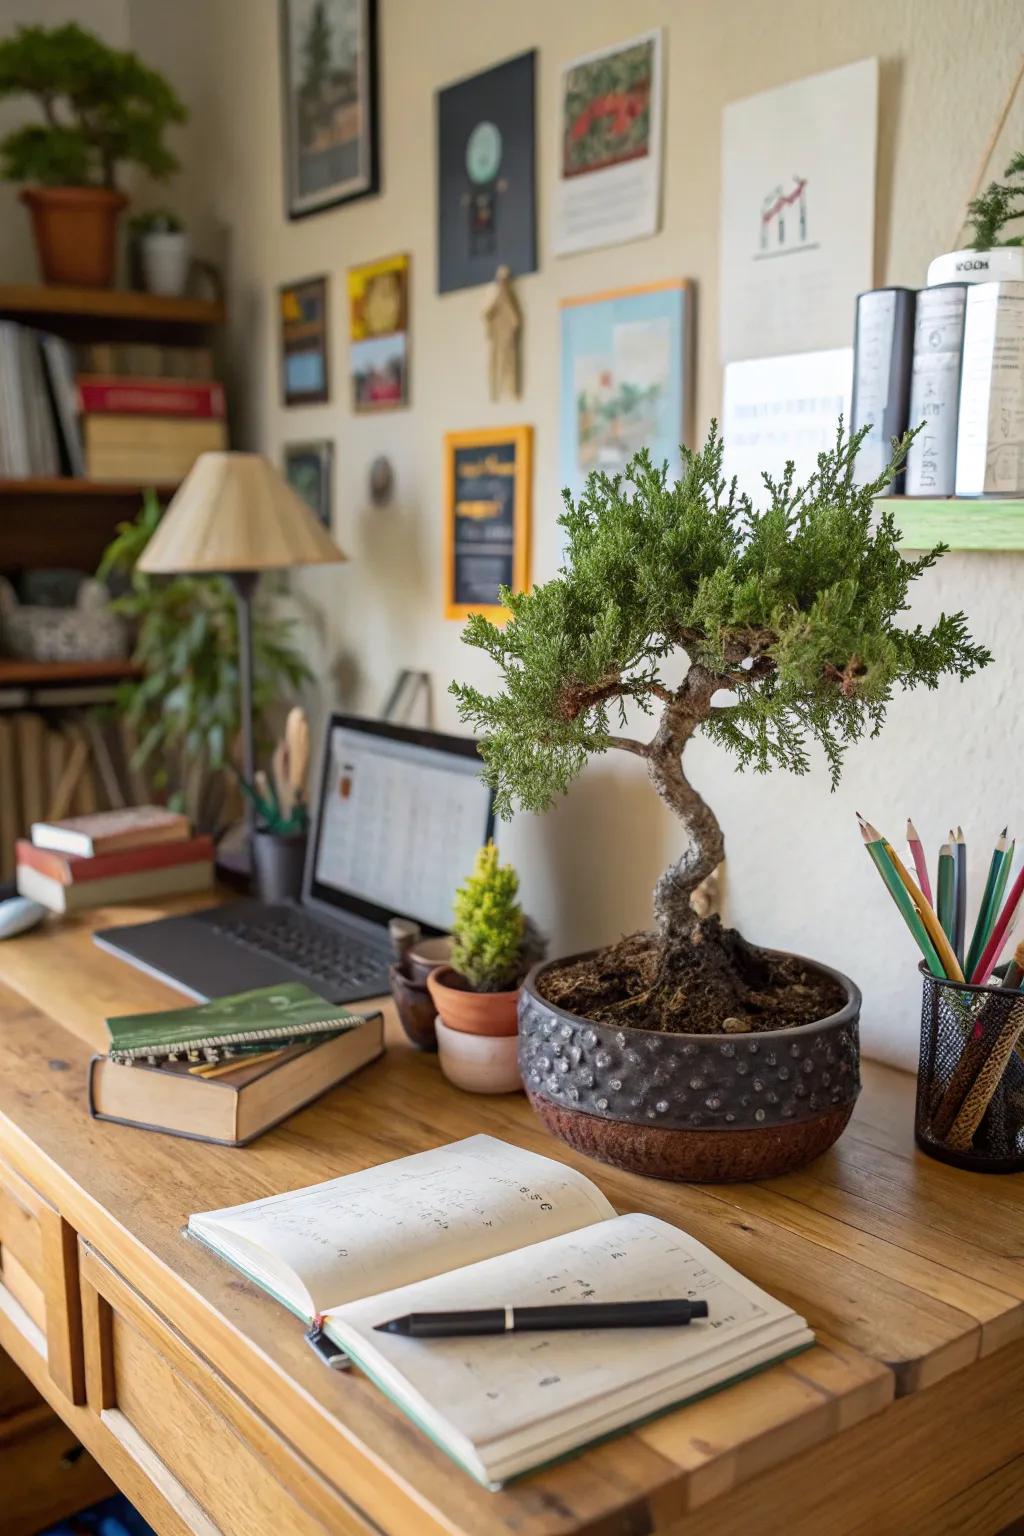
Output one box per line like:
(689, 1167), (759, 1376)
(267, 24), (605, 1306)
(136, 451), (347, 573)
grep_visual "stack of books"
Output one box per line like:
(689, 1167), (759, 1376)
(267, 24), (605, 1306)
(89, 983), (384, 1144)
(78, 374), (227, 482)
(15, 805), (215, 913)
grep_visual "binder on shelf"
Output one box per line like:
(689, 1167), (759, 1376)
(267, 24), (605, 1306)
(904, 284), (967, 497)
(851, 288), (916, 491)
(955, 281), (1024, 497)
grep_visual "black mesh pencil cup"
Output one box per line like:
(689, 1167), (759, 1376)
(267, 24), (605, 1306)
(916, 965), (1024, 1173)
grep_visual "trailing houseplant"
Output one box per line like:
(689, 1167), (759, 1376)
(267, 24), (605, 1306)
(452, 422), (990, 1176)
(929, 149), (1024, 285)
(98, 491), (312, 833)
(0, 22), (186, 286)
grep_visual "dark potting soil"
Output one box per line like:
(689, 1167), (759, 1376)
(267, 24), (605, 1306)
(536, 919), (847, 1035)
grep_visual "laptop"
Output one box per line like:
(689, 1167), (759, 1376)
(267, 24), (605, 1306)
(94, 713), (495, 1003)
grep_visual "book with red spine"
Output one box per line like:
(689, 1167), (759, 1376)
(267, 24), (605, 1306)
(16, 834), (215, 885)
(76, 376), (225, 419)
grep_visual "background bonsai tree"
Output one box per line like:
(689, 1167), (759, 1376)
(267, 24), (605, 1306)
(0, 22), (185, 187)
(965, 150), (1024, 249)
(452, 422), (991, 1033)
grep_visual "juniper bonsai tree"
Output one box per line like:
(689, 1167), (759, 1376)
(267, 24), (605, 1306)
(451, 422), (991, 1032)
(965, 151), (1024, 249)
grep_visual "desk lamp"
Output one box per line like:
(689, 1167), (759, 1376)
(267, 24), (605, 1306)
(136, 451), (346, 832)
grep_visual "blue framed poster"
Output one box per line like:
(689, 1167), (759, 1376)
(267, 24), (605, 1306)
(560, 279), (692, 510)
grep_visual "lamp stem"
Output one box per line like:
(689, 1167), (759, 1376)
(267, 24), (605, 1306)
(229, 571), (259, 837)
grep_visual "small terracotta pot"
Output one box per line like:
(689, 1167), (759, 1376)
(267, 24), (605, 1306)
(389, 965), (438, 1052)
(426, 966), (519, 1036)
(405, 935), (452, 987)
(21, 186), (128, 288)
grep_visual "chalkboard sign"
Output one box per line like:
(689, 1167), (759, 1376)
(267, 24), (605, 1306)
(443, 426), (532, 619)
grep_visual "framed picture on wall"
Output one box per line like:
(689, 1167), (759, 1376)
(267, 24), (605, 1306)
(280, 275), (330, 405)
(443, 426), (532, 621)
(283, 439), (334, 527)
(348, 252), (410, 410)
(436, 51), (536, 294)
(279, 0), (380, 220)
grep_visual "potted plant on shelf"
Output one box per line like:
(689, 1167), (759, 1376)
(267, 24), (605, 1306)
(129, 208), (190, 297)
(452, 423), (990, 1179)
(428, 842), (545, 1093)
(0, 22), (186, 288)
(928, 149), (1024, 286)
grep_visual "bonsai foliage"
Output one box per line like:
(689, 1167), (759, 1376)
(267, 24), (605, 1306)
(966, 151), (1024, 249)
(0, 23), (186, 188)
(450, 842), (525, 993)
(98, 492), (312, 817)
(452, 423), (990, 956)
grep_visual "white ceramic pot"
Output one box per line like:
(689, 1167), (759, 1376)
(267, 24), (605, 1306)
(927, 247), (1024, 287)
(435, 1016), (522, 1094)
(141, 231), (191, 296)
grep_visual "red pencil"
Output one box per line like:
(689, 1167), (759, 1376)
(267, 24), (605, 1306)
(906, 819), (932, 906)
(969, 859), (1024, 984)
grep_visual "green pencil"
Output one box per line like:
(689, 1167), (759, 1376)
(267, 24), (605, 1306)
(937, 842), (956, 945)
(859, 821), (946, 978)
(953, 827), (968, 970)
(965, 828), (1009, 981)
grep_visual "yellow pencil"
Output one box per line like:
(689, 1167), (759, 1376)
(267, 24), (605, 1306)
(879, 833), (965, 982)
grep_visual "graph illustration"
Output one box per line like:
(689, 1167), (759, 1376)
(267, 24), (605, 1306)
(760, 175), (809, 250)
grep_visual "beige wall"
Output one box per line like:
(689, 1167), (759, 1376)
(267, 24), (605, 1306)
(13, 0), (1024, 1067)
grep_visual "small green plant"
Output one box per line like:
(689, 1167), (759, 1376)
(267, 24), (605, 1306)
(98, 491), (312, 825)
(0, 23), (186, 188)
(966, 151), (1024, 249)
(128, 207), (185, 236)
(450, 843), (526, 993)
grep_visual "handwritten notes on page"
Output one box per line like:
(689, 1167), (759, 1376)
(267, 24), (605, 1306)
(189, 1136), (616, 1317)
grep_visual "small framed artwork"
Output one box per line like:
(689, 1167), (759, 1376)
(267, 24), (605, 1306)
(348, 252), (409, 411)
(280, 276), (329, 405)
(283, 440), (333, 527)
(279, 0), (379, 219)
(437, 51), (536, 294)
(443, 426), (532, 621)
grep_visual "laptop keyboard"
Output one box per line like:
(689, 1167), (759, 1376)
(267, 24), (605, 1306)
(198, 907), (390, 993)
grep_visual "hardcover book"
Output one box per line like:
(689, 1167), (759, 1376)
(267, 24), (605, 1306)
(189, 1136), (813, 1489)
(16, 857), (213, 913)
(77, 376), (226, 418)
(16, 833), (214, 885)
(31, 805), (191, 858)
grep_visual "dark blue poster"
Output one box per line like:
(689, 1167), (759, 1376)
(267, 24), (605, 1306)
(445, 428), (530, 618)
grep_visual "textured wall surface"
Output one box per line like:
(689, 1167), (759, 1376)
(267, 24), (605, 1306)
(13, 0), (1024, 1068)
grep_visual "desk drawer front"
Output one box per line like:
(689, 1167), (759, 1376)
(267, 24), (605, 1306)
(0, 1156), (83, 1402)
(79, 1243), (375, 1536)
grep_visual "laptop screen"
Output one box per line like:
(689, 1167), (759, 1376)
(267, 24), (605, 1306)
(306, 716), (495, 934)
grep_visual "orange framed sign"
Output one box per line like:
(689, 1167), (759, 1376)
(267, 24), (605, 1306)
(443, 425), (532, 622)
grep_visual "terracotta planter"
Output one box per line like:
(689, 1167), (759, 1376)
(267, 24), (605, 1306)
(388, 964), (438, 1052)
(426, 966), (519, 1036)
(21, 186), (128, 288)
(435, 1018), (522, 1094)
(518, 949), (861, 1183)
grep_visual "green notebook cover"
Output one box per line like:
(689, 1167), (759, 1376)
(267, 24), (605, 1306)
(106, 982), (367, 1063)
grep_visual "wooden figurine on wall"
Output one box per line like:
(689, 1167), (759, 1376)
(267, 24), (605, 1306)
(483, 265), (522, 401)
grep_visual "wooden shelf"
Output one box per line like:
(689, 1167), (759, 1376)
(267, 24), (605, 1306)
(0, 477), (178, 499)
(886, 498), (1024, 551)
(0, 283), (224, 328)
(0, 659), (140, 686)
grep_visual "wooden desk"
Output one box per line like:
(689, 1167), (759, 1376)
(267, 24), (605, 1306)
(0, 899), (1022, 1536)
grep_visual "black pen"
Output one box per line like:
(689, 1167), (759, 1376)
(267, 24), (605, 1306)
(374, 1299), (709, 1337)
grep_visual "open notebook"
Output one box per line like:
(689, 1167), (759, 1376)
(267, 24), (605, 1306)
(189, 1135), (812, 1489)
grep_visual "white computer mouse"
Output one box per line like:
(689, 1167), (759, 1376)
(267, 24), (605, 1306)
(0, 896), (47, 939)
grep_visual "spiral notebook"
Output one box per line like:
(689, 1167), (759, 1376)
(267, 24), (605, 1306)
(188, 1136), (814, 1489)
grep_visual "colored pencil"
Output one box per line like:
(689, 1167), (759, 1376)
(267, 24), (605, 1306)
(937, 842), (956, 946)
(992, 838), (1015, 926)
(883, 838), (964, 983)
(999, 937), (1024, 992)
(858, 821), (945, 978)
(953, 827), (968, 969)
(965, 828), (1009, 981)
(906, 819), (933, 906)
(969, 859), (1024, 984)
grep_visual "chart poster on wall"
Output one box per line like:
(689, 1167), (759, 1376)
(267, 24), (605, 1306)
(280, 276), (330, 405)
(443, 426), (532, 621)
(721, 348), (853, 502)
(436, 51), (536, 294)
(552, 28), (663, 258)
(348, 253), (409, 411)
(560, 280), (691, 520)
(279, 0), (379, 219)
(720, 58), (877, 363)
(283, 440), (333, 527)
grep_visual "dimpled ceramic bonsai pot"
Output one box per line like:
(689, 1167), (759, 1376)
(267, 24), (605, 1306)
(518, 950), (861, 1182)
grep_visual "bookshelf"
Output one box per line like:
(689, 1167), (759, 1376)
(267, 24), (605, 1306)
(0, 283), (224, 336)
(0, 659), (140, 687)
(886, 499), (1024, 552)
